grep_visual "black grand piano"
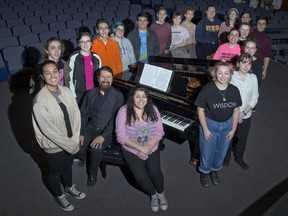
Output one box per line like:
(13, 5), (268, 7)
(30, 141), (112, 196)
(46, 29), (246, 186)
(113, 55), (219, 144)
(101, 53), (219, 169)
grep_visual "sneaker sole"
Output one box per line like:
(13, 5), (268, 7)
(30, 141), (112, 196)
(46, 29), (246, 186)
(151, 207), (159, 212)
(160, 205), (168, 210)
(55, 199), (74, 211)
(61, 205), (74, 211)
(65, 192), (86, 200)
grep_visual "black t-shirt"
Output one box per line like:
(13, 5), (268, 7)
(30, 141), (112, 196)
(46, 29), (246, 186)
(195, 82), (242, 122)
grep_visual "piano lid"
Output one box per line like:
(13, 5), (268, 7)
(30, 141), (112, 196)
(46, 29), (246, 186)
(114, 53), (215, 108)
(148, 55), (219, 77)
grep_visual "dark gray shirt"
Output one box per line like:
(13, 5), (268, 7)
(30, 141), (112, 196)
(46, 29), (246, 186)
(80, 86), (124, 138)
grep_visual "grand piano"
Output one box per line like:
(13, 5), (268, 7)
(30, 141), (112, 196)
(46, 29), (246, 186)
(113, 54), (219, 144)
(101, 50), (219, 169)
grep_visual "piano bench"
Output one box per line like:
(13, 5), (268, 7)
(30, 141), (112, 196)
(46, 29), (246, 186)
(102, 143), (127, 166)
(103, 141), (166, 164)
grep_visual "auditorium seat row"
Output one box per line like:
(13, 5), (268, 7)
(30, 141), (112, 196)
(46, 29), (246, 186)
(1, 0), (288, 82)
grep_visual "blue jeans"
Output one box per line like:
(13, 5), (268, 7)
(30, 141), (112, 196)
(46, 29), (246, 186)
(199, 117), (233, 174)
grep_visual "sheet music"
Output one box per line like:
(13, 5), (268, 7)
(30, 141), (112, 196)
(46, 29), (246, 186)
(139, 63), (173, 92)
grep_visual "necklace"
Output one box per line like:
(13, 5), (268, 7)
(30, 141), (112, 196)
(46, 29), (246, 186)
(218, 88), (228, 102)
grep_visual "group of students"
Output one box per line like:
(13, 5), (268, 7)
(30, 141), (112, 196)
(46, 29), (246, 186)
(29, 34), (167, 212)
(29, 4), (271, 212)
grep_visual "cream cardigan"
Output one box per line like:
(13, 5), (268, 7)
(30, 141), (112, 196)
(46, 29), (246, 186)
(32, 85), (81, 154)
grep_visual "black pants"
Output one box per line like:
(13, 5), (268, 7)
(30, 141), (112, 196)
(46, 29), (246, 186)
(77, 128), (111, 175)
(46, 151), (73, 197)
(121, 148), (164, 196)
(234, 117), (252, 158)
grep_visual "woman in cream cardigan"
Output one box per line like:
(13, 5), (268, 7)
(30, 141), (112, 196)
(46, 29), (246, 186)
(32, 60), (85, 211)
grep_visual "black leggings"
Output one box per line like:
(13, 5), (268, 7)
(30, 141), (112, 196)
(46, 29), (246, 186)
(121, 148), (164, 196)
(235, 117), (252, 158)
(46, 151), (73, 197)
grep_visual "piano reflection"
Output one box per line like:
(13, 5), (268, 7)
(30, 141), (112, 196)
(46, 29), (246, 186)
(113, 55), (219, 144)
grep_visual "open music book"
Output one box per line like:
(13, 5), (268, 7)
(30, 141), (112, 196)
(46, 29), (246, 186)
(139, 63), (173, 92)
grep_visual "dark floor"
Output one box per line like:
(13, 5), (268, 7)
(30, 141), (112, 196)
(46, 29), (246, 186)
(1, 60), (288, 216)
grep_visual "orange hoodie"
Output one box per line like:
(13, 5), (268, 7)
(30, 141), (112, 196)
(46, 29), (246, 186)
(91, 36), (123, 75)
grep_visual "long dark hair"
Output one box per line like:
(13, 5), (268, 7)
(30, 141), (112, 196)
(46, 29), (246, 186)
(126, 86), (158, 126)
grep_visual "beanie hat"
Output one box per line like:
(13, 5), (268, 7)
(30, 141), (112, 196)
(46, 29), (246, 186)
(227, 8), (239, 17)
(113, 22), (124, 29)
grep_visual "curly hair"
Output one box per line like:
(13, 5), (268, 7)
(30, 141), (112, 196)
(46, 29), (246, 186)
(126, 86), (158, 126)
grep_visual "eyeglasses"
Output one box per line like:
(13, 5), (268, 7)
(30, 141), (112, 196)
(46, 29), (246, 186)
(79, 41), (91, 44)
(116, 28), (125, 32)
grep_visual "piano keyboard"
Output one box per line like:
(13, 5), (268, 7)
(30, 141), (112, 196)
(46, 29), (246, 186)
(161, 111), (195, 132)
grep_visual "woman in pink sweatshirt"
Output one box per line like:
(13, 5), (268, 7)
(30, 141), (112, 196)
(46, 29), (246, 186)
(115, 86), (168, 212)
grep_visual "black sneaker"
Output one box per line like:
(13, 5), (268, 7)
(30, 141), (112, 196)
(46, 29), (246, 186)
(64, 185), (86, 199)
(87, 174), (97, 187)
(200, 173), (209, 188)
(54, 194), (74, 211)
(209, 171), (220, 186)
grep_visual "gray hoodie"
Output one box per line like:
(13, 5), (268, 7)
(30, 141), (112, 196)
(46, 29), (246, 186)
(111, 35), (136, 71)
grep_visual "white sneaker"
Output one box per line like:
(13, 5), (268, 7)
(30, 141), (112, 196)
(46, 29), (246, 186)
(64, 184), (86, 199)
(54, 194), (74, 211)
(151, 194), (159, 212)
(158, 192), (168, 210)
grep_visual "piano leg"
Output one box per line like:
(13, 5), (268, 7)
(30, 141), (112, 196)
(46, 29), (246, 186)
(188, 140), (200, 167)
